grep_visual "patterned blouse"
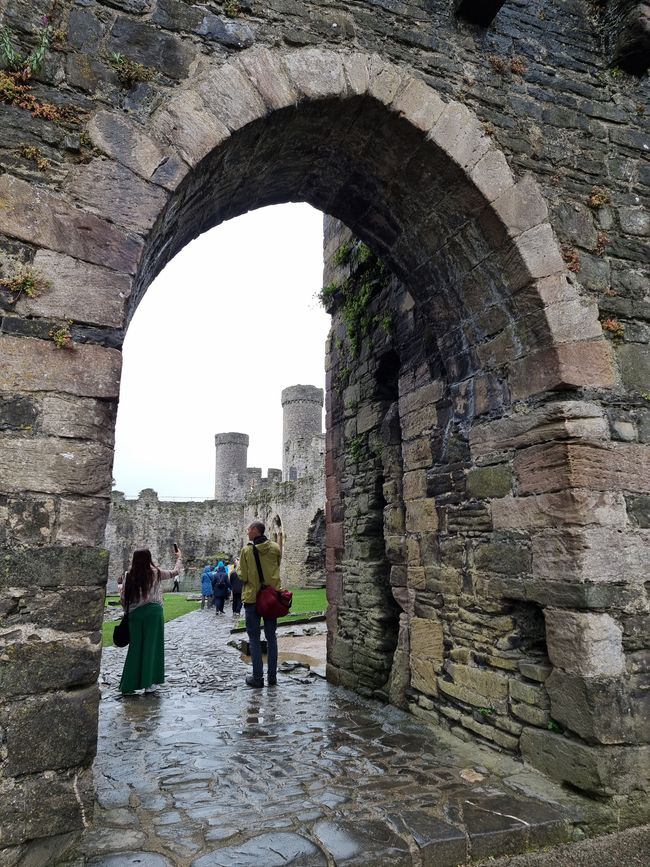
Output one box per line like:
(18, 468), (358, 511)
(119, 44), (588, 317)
(121, 557), (183, 611)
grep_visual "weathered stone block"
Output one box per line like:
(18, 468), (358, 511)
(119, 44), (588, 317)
(402, 438), (433, 470)
(410, 616), (444, 696)
(532, 528), (648, 587)
(492, 490), (627, 530)
(0, 336), (121, 399)
(544, 609), (625, 677)
(236, 47), (297, 111)
(0, 436), (113, 497)
(401, 404), (437, 441)
(473, 539), (531, 576)
(509, 678), (549, 708)
(398, 379), (443, 417)
(0, 768), (94, 846)
(198, 13), (255, 48)
(511, 702), (549, 727)
(0, 545), (108, 589)
(0, 585), (105, 632)
(108, 15), (195, 79)
(546, 670), (648, 745)
(196, 62), (267, 132)
(493, 174), (548, 238)
(466, 465), (512, 499)
(65, 158), (168, 234)
(520, 728), (650, 795)
(518, 660), (552, 682)
(447, 663), (510, 701)
(0, 395), (37, 432)
(515, 441), (650, 495)
(405, 498), (438, 533)
(6, 495), (56, 545)
(617, 343), (650, 393)
(0, 638), (101, 698)
(151, 90), (230, 166)
(430, 102), (491, 171)
(402, 470), (427, 501)
(283, 48), (345, 100)
(509, 340), (616, 401)
(392, 76), (445, 132)
(57, 498), (110, 546)
(18, 250), (131, 329)
(40, 395), (117, 447)
(470, 401), (607, 458)
(0, 175), (143, 274)
(438, 678), (507, 714)
(1, 686), (99, 775)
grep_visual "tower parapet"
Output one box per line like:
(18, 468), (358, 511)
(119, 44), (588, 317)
(281, 384), (324, 481)
(214, 432), (249, 501)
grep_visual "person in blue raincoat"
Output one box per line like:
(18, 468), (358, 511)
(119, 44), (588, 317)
(200, 565), (213, 609)
(211, 561), (230, 615)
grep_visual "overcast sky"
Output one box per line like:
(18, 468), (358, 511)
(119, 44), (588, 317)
(112, 203), (330, 499)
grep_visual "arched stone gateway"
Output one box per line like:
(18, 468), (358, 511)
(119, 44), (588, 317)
(0, 3), (648, 858)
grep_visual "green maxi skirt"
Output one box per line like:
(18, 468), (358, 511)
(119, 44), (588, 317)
(119, 602), (164, 693)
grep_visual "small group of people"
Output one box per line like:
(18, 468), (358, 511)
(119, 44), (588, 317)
(200, 560), (244, 615)
(117, 520), (281, 695)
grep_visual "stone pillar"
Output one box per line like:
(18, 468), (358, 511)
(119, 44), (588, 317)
(281, 385), (324, 481)
(214, 432), (249, 502)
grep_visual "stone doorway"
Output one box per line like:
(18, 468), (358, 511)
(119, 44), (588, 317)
(1, 44), (647, 859)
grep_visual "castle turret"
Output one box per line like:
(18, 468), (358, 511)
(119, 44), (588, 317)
(281, 385), (324, 481)
(214, 432), (249, 501)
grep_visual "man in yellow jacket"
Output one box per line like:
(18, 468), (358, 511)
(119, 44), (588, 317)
(239, 520), (282, 688)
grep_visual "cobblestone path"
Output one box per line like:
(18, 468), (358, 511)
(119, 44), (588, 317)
(64, 610), (605, 867)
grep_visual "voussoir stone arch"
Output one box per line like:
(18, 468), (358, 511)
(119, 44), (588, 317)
(2, 38), (646, 863)
(82, 46), (614, 402)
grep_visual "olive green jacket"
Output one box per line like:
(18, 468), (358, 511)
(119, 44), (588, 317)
(239, 538), (282, 604)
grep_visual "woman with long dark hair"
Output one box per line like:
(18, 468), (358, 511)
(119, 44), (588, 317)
(119, 546), (182, 695)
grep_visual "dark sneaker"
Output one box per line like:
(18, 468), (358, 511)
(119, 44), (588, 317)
(245, 675), (264, 688)
(267, 677), (277, 687)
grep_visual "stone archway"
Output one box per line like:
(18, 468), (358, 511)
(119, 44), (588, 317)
(0, 43), (647, 858)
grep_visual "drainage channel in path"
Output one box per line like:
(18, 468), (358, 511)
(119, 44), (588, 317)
(61, 609), (612, 867)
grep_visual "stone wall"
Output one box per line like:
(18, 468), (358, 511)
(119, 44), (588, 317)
(0, 0), (648, 858)
(104, 488), (244, 590)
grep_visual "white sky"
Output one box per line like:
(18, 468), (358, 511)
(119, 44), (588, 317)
(112, 203), (330, 499)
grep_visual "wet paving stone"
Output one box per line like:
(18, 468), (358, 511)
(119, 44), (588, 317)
(192, 832), (327, 866)
(63, 610), (605, 866)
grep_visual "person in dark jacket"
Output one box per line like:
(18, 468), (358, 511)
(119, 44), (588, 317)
(229, 560), (243, 615)
(211, 561), (230, 615)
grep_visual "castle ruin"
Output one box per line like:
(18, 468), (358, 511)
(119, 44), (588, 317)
(0, 0), (648, 860)
(105, 384), (326, 588)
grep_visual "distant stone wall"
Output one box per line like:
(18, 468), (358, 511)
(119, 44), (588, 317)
(105, 489), (244, 591)
(105, 470), (326, 590)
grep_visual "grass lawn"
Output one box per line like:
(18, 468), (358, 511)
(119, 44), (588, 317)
(235, 587), (328, 629)
(103, 588), (327, 647)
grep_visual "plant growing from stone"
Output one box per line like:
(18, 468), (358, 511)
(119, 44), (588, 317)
(588, 186), (610, 209)
(20, 144), (49, 171)
(601, 317), (625, 342)
(0, 264), (50, 301)
(110, 52), (155, 89)
(0, 20), (51, 78)
(49, 323), (75, 350)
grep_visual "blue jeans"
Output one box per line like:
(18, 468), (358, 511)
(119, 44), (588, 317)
(244, 603), (277, 683)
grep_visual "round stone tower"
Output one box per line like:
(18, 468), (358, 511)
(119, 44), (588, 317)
(281, 385), (324, 481)
(214, 432), (249, 502)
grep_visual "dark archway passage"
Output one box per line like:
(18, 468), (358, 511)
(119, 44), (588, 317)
(1, 45), (646, 859)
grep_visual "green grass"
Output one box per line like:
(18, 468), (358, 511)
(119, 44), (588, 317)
(103, 588), (327, 647)
(235, 587), (327, 629)
(103, 593), (200, 648)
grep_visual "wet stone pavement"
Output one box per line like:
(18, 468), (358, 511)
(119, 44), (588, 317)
(62, 609), (607, 867)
